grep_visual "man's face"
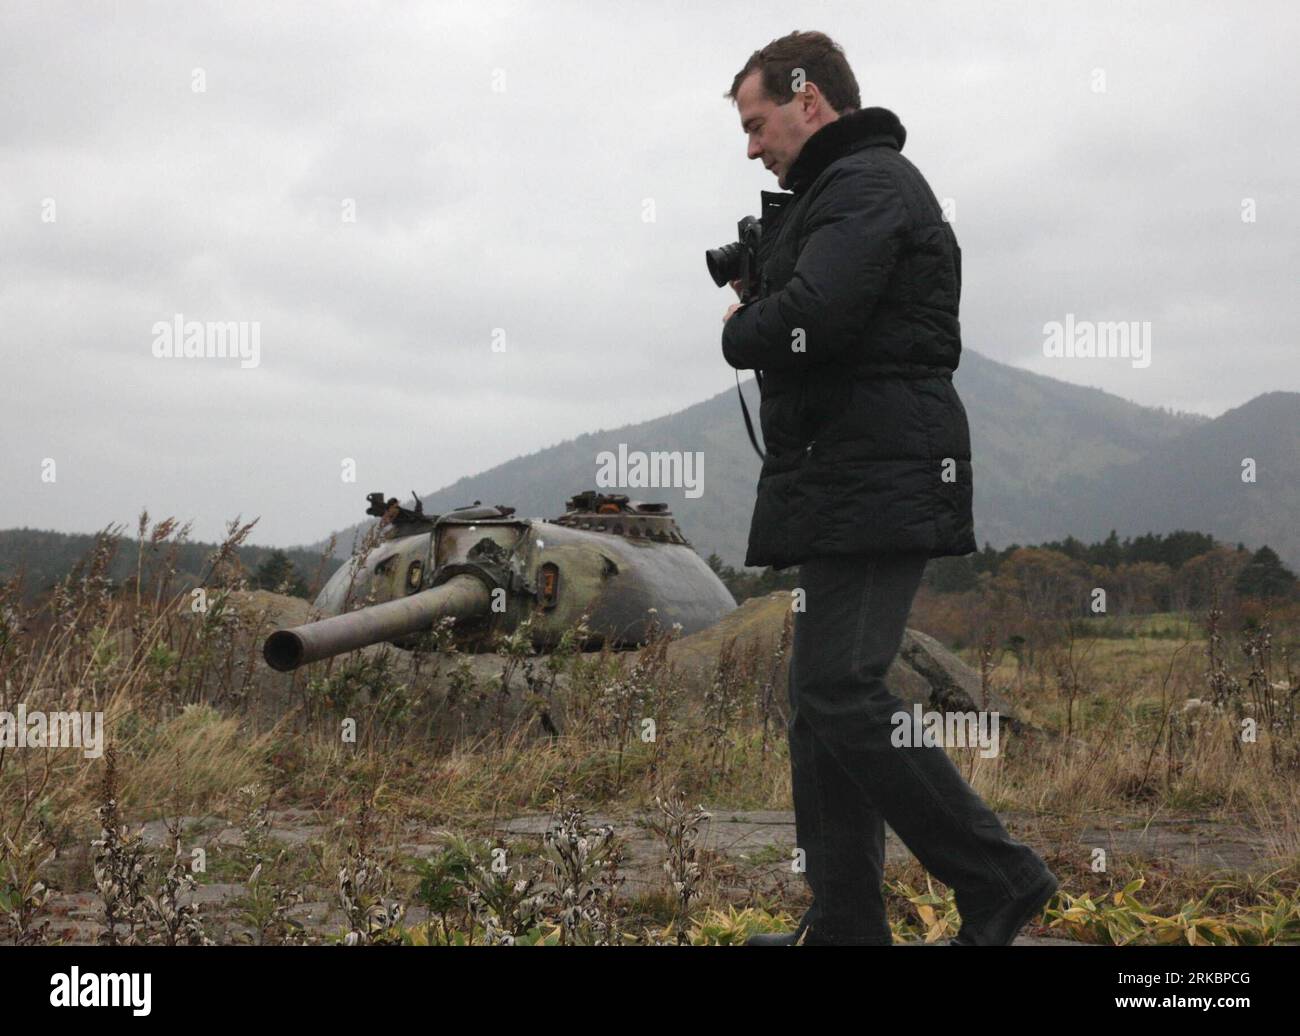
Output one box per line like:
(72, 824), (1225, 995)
(736, 70), (815, 189)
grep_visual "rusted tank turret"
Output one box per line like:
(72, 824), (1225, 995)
(262, 490), (737, 672)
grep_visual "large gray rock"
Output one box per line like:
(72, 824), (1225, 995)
(896, 628), (1028, 734)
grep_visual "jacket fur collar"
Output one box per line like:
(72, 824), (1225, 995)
(784, 107), (907, 193)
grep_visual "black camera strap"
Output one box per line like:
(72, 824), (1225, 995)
(736, 368), (766, 462)
(729, 194), (786, 465)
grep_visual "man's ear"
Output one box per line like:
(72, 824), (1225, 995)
(800, 83), (824, 122)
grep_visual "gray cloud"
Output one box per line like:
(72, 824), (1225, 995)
(2, 0), (1296, 544)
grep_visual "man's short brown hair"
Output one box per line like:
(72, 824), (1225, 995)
(727, 30), (860, 114)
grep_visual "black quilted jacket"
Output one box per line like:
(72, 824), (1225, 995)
(721, 106), (977, 570)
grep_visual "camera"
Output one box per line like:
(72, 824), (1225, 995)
(705, 215), (763, 302)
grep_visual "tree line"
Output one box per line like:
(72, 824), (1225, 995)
(707, 529), (1298, 612)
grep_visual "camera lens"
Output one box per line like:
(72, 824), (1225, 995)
(705, 242), (741, 287)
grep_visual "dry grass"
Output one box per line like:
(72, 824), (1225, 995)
(1, 514), (1298, 944)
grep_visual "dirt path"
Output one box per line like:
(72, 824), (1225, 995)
(38, 805), (1283, 945)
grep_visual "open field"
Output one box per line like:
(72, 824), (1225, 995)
(3, 523), (1299, 946)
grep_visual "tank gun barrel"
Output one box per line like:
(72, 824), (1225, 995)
(262, 574), (490, 672)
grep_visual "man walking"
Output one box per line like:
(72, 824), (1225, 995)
(720, 30), (1057, 946)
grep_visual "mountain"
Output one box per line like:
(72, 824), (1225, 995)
(948, 350), (1209, 549)
(1046, 390), (1300, 567)
(306, 350), (1299, 571)
(3, 352), (1293, 589)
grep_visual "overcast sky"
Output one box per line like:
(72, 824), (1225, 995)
(3, 0), (1297, 547)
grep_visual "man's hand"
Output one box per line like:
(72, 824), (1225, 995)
(724, 278), (746, 323)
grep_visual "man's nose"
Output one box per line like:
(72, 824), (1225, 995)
(747, 138), (763, 161)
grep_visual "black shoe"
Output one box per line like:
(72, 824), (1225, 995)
(951, 870), (1058, 946)
(745, 906), (816, 946)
